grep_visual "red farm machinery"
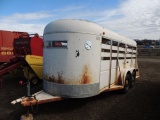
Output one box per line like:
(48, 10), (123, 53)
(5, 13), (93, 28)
(0, 30), (43, 86)
(0, 30), (28, 64)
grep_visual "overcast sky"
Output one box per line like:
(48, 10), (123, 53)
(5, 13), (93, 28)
(0, 0), (160, 40)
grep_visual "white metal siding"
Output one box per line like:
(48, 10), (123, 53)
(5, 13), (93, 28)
(101, 61), (110, 71)
(111, 69), (117, 84)
(43, 33), (101, 85)
(100, 71), (109, 89)
(100, 43), (110, 89)
(112, 60), (117, 69)
(101, 52), (110, 57)
(101, 44), (110, 49)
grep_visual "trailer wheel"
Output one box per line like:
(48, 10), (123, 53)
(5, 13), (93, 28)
(123, 73), (131, 93)
(30, 77), (39, 86)
(131, 71), (136, 87)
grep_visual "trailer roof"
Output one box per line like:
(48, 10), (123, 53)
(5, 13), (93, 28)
(44, 19), (136, 47)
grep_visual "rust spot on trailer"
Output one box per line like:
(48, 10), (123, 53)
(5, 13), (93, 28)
(44, 74), (54, 82)
(57, 72), (65, 84)
(80, 65), (92, 84)
(44, 66), (93, 85)
(44, 73), (65, 84)
(117, 74), (122, 85)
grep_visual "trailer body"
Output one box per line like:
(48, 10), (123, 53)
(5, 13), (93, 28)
(11, 19), (139, 107)
(43, 19), (139, 98)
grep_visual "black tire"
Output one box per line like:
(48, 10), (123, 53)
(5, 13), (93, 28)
(123, 73), (131, 93)
(30, 77), (39, 86)
(131, 71), (136, 87)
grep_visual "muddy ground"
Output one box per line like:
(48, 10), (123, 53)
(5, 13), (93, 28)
(0, 57), (160, 120)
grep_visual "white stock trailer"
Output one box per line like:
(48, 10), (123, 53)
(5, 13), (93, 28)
(12, 19), (139, 106)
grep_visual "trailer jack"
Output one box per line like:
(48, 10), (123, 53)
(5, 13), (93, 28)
(21, 79), (35, 120)
(11, 74), (62, 107)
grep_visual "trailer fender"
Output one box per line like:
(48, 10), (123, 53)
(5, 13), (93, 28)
(120, 68), (136, 86)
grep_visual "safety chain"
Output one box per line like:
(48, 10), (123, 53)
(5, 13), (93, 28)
(30, 96), (39, 113)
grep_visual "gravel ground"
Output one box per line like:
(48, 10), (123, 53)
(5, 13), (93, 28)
(0, 57), (160, 120)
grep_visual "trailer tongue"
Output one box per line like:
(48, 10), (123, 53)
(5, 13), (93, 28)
(11, 90), (62, 106)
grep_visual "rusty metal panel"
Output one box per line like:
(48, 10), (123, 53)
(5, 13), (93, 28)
(43, 33), (101, 83)
(43, 32), (101, 97)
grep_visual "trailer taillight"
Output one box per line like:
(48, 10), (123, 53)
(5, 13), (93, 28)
(44, 41), (67, 48)
(54, 42), (62, 46)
